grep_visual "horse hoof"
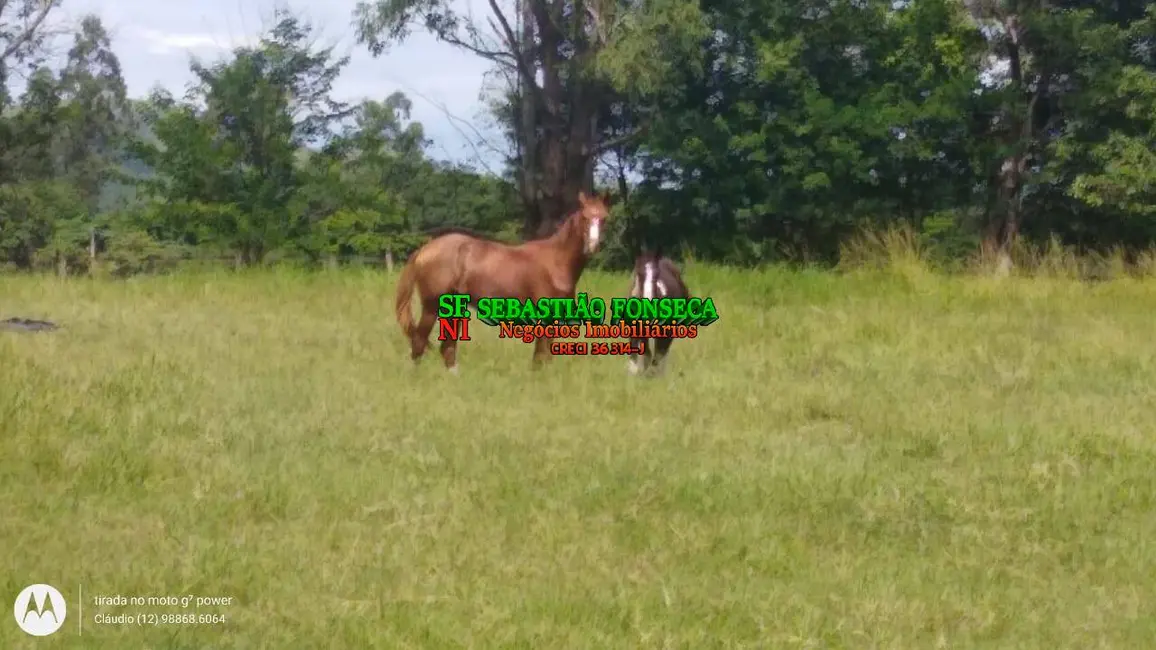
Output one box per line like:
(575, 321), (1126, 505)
(447, 365), (459, 375)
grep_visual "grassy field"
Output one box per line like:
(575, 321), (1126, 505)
(2, 263), (1155, 648)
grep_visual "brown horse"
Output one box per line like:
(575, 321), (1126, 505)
(394, 191), (612, 372)
(626, 247), (689, 376)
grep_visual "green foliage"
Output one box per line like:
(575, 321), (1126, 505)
(127, 12), (354, 264)
(628, 0), (993, 263)
(1069, 132), (1156, 217)
(593, 0), (712, 97)
(3, 0), (1156, 272)
(100, 227), (187, 277)
(1064, 60), (1156, 223)
(96, 9), (520, 270)
(0, 180), (85, 269)
(0, 66), (62, 183)
(56, 14), (131, 215)
(42, 214), (93, 273)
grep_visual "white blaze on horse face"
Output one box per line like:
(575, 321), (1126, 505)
(642, 262), (656, 299)
(586, 218), (602, 254)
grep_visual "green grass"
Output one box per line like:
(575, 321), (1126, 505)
(2, 264), (1155, 648)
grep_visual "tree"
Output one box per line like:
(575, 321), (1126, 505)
(620, 0), (987, 263)
(0, 65), (60, 183)
(1037, 3), (1156, 252)
(960, 0), (1050, 266)
(0, 0), (59, 71)
(0, 180), (83, 270)
(354, 0), (654, 239)
(132, 10), (352, 265)
(296, 94), (451, 267)
(55, 15), (131, 215)
(0, 0), (63, 184)
(954, 0), (1156, 263)
(0, 62), (77, 271)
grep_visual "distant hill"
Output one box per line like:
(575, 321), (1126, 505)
(97, 101), (161, 212)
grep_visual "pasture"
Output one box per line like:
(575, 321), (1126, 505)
(2, 263), (1155, 648)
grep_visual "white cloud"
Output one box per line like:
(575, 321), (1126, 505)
(133, 28), (259, 55)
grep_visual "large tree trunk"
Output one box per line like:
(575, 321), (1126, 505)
(982, 13), (1047, 273)
(238, 244), (265, 267)
(88, 226), (97, 276)
(985, 155), (1022, 275)
(530, 131), (592, 239)
(517, 0), (541, 240)
(614, 149), (631, 202)
(516, 0), (598, 241)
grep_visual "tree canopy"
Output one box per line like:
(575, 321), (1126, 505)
(1, 1), (1154, 274)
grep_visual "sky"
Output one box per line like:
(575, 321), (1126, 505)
(37, 0), (508, 171)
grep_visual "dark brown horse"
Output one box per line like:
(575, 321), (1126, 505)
(395, 191), (612, 372)
(626, 247), (689, 375)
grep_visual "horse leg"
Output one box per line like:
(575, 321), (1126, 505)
(627, 337), (649, 375)
(532, 336), (552, 370)
(410, 302), (438, 363)
(439, 338), (459, 374)
(652, 336), (674, 375)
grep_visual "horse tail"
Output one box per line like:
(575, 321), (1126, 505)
(394, 253), (420, 338)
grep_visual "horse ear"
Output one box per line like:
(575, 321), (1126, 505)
(601, 190), (614, 207)
(577, 191), (589, 205)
